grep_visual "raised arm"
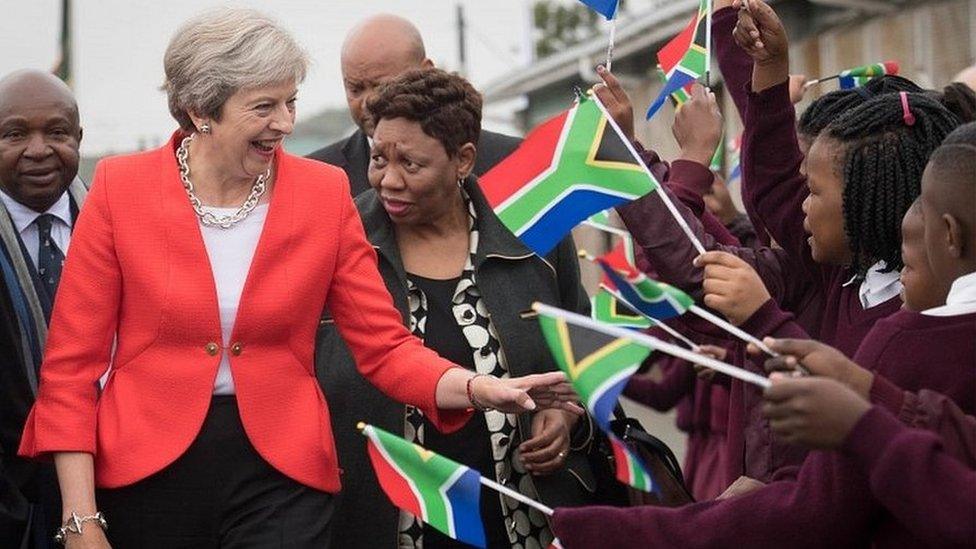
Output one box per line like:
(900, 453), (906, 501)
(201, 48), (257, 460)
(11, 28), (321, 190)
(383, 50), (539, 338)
(713, 1), (753, 120)
(734, 0), (820, 275)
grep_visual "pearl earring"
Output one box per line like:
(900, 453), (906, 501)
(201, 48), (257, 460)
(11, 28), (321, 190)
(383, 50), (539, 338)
(199, 124), (211, 134)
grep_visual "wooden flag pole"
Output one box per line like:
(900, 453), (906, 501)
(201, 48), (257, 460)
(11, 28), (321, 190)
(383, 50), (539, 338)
(533, 302), (772, 389)
(590, 95), (707, 255)
(481, 476), (555, 516)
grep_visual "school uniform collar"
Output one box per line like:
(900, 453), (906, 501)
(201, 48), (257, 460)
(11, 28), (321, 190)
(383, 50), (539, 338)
(0, 189), (73, 235)
(843, 260), (903, 310)
(922, 271), (976, 316)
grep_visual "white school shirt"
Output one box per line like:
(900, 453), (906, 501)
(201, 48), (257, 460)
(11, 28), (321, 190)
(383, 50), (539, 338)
(923, 272), (976, 317)
(198, 203), (269, 395)
(843, 260), (903, 309)
(0, 190), (72, 268)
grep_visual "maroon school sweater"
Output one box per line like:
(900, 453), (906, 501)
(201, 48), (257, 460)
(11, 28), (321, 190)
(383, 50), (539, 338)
(552, 310), (976, 549)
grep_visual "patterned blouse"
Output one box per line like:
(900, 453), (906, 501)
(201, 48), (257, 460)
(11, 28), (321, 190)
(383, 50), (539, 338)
(398, 195), (556, 549)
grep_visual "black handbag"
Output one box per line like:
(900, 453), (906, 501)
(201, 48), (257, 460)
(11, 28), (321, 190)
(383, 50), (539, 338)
(588, 406), (694, 507)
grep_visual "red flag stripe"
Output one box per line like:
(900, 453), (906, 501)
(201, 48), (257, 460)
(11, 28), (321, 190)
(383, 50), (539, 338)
(480, 110), (569, 207)
(367, 441), (425, 519)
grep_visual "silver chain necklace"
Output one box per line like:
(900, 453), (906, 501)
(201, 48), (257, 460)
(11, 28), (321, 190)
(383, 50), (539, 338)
(176, 133), (270, 229)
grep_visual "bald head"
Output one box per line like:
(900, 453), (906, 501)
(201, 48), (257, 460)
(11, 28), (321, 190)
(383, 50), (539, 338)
(0, 69), (82, 212)
(340, 14), (432, 133)
(953, 64), (976, 93)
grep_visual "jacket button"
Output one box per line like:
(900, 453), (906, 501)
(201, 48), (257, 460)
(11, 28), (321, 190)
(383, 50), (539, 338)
(230, 342), (243, 356)
(205, 342), (219, 356)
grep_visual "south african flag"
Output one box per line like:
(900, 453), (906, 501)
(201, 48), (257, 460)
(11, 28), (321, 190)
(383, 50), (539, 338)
(537, 313), (655, 492)
(646, 0), (709, 119)
(839, 60), (899, 89)
(480, 94), (659, 256)
(597, 259), (694, 320)
(362, 424), (487, 548)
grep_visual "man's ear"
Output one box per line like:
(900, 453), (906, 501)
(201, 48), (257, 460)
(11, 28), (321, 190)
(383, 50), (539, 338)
(421, 57), (435, 70)
(944, 213), (965, 259)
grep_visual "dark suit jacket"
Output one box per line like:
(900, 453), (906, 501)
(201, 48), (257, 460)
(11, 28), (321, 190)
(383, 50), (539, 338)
(306, 128), (521, 196)
(0, 199), (79, 548)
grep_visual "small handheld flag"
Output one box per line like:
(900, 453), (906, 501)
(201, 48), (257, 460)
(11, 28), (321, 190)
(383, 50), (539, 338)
(804, 60), (899, 90)
(361, 423), (487, 548)
(646, 0), (710, 120)
(597, 259), (694, 320)
(592, 288), (653, 330)
(593, 259), (777, 355)
(533, 302), (772, 389)
(481, 93), (705, 257)
(537, 311), (656, 492)
(577, 0), (619, 20)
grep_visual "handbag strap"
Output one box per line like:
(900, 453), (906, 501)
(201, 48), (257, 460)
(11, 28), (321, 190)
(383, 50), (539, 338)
(611, 405), (690, 494)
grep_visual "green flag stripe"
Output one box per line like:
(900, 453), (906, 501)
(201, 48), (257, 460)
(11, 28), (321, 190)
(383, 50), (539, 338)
(495, 100), (656, 232)
(369, 426), (460, 530)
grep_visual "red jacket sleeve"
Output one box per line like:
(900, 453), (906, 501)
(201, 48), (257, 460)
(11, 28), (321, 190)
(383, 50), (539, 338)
(325, 187), (470, 433)
(843, 405), (976, 548)
(19, 162), (121, 457)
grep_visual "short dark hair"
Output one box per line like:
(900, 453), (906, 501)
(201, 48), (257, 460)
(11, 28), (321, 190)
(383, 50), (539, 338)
(366, 68), (482, 157)
(822, 92), (961, 275)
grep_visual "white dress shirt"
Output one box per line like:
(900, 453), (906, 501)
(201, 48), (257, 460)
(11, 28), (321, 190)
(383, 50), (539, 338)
(843, 260), (903, 309)
(0, 190), (72, 269)
(923, 271), (976, 317)
(198, 203), (269, 395)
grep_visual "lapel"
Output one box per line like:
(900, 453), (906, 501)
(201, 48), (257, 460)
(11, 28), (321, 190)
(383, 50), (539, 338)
(157, 132), (294, 342)
(341, 130), (370, 193)
(464, 176), (536, 268)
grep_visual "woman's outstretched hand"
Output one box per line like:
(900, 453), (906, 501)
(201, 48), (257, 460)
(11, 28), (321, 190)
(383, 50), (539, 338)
(471, 371), (584, 415)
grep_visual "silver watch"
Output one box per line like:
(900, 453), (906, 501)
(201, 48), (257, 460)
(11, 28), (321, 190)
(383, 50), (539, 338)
(54, 511), (108, 545)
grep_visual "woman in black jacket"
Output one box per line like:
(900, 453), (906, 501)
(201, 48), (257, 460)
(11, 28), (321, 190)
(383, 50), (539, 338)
(315, 68), (596, 548)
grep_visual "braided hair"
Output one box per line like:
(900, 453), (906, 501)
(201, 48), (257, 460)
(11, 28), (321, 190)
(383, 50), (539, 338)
(798, 75), (923, 139)
(822, 92), (961, 276)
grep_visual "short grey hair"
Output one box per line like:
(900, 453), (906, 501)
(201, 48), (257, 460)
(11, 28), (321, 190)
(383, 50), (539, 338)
(163, 8), (308, 132)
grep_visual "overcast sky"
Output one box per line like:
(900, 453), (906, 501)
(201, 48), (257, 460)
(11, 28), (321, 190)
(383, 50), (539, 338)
(0, 0), (661, 155)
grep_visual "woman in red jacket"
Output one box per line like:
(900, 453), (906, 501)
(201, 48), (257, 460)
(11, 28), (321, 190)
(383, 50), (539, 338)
(17, 8), (575, 548)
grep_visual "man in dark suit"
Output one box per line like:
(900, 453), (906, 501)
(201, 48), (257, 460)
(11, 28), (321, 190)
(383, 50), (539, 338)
(0, 69), (86, 549)
(307, 14), (520, 195)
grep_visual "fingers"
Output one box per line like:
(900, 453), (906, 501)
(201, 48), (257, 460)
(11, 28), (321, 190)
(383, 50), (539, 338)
(694, 250), (743, 269)
(763, 354), (800, 374)
(747, 0), (778, 29)
(697, 344), (729, 361)
(597, 65), (625, 101)
(702, 263), (738, 282)
(764, 337), (820, 359)
(518, 371), (568, 388)
(520, 433), (567, 469)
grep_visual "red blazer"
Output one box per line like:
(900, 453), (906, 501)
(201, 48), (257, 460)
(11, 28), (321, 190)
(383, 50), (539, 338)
(19, 133), (469, 491)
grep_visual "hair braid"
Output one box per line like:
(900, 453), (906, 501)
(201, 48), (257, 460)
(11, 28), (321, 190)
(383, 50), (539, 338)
(824, 92), (961, 275)
(798, 75), (924, 138)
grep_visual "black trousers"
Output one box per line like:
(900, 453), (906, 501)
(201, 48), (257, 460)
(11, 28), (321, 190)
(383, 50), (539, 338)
(97, 396), (333, 548)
